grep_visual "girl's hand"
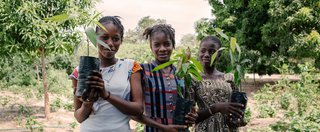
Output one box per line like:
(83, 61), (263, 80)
(161, 125), (187, 132)
(86, 71), (110, 100)
(82, 84), (99, 102)
(185, 107), (198, 125)
(213, 102), (244, 118)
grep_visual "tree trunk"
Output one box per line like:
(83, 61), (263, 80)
(36, 65), (40, 86)
(41, 47), (50, 119)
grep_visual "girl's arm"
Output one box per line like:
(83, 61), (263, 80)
(72, 78), (94, 123)
(105, 71), (144, 116)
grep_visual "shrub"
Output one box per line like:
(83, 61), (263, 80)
(50, 98), (63, 112)
(253, 63), (320, 131)
(258, 105), (276, 118)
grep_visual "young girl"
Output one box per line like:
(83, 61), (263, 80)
(192, 36), (245, 132)
(73, 16), (143, 131)
(133, 24), (197, 132)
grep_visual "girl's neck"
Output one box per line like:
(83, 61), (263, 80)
(155, 59), (167, 65)
(203, 65), (222, 78)
(100, 57), (118, 68)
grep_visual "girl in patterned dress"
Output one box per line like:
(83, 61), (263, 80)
(132, 24), (198, 132)
(192, 36), (245, 132)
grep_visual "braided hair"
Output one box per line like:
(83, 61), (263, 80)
(95, 16), (124, 40)
(143, 24), (176, 48)
(200, 36), (222, 48)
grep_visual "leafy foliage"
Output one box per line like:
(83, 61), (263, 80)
(152, 47), (203, 98)
(0, 55), (37, 86)
(0, 0), (97, 118)
(50, 98), (63, 112)
(211, 28), (251, 88)
(116, 43), (153, 63)
(197, 0), (320, 74)
(253, 63), (320, 131)
(0, 0), (97, 58)
(179, 34), (199, 46)
(124, 16), (166, 44)
(25, 116), (44, 131)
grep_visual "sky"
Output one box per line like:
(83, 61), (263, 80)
(95, 0), (213, 42)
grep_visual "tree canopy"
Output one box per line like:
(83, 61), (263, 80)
(196, 0), (320, 74)
(0, 0), (97, 58)
(0, 0), (97, 118)
(124, 16), (166, 44)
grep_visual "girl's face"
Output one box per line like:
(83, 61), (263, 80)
(150, 32), (173, 64)
(199, 40), (220, 67)
(97, 23), (122, 60)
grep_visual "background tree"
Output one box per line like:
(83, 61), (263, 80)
(196, 0), (320, 75)
(0, 0), (97, 119)
(179, 33), (198, 47)
(124, 16), (166, 44)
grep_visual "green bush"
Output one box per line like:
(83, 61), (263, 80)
(25, 116), (44, 132)
(18, 105), (32, 117)
(69, 121), (78, 130)
(46, 66), (72, 96)
(135, 122), (144, 132)
(253, 63), (320, 131)
(0, 56), (37, 86)
(0, 96), (9, 107)
(63, 102), (73, 111)
(244, 107), (252, 123)
(50, 98), (63, 112)
(279, 93), (290, 110)
(116, 43), (153, 63)
(258, 105), (276, 118)
(48, 54), (73, 74)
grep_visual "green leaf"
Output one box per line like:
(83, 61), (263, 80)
(177, 85), (184, 98)
(85, 27), (97, 45)
(176, 70), (186, 79)
(215, 28), (229, 40)
(230, 37), (236, 53)
(44, 14), (70, 22)
(237, 65), (242, 78)
(241, 59), (251, 64)
(234, 70), (239, 86)
(190, 57), (204, 72)
(226, 65), (233, 73)
(88, 12), (103, 25)
(185, 74), (192, 89)
(174, 53), (184, 58)
(210, 47), (226, 66)
(176, 58), (183, 72)
(210, 51), (219, 66)
(182, 63), (189, 74)
(93, 20), (108, 33)
(236, 42), (241, 54)
(181, 49), (188, 63)
(152, 60), (176, 72)
(229, 49), (234, 65)
(97, 39), (110, 50)
(188, 66), (202, 81)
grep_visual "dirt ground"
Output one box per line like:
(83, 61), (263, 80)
(0, 74), (285, 132)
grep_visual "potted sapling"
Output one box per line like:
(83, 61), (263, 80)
(152, 47), (203, 131)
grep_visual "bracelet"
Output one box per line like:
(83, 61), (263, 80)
(208, 107), (214, 116)
(103, 91), (111, 100)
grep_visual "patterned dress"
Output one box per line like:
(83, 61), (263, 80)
(141, 61), (185, 132)
(191, 74), (238, 132)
